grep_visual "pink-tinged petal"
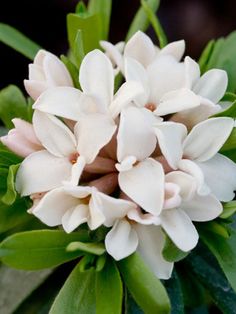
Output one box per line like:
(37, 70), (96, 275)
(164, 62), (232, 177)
(100, 40), (124, 71)
(43, 54), (73, 87)
(28, 64), (45, 81)
(197, 153), (236, 201)
(182, 193), (223, 221)
(160, 208), (199, 252)
(193, 69), (228, 103)
(134, 225), (174, 279)
(117, 107), (156, 162)
(165, 171), (197, 201)
(33, 87), (96, 120)
(64, 156), (86, 186)
(62, 204), (89, 233)
(183, 117), (234, 162)
(24, 80), (48, 100)
(109, 81), (144, 119)
(184, 56), (200, 89)
(79, 49), (114, 112)
(85, 156), (116, 174)
(33, 111), (76, 157)
(12, 118), (41, 146)
(154, 122), (187, 169)
(124, 31), (156, 67)
(105, 219), (138, 260)
(155, 88), (200, 116)
(89, 173), (118, 195)
(74, 113), (116, 164)
(119, 158), (165, 215)
(163, 182), (182, 210)
(159, 40), (185, 61)
(15, 150), (72, 196)
(63, 185), (92, 199)
(34, 50), (47, 66)
(32, 187), (78, 226)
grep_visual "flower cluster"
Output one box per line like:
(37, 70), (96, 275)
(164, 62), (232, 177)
(2, 31), (236, 279)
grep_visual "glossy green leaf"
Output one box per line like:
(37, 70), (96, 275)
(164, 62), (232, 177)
(118, 253), (170, 314)
(0, 23), (41, 60)
(221, 92), (236, 102)
(141, 0), (167, 48)
(67, 13), (102, 54)
(66, 241), (105, 255)
(198, 39), (215, 73)
(50, 260), (96, 314)
(60, 55), (80, 89)
(199, 228), (236, 293)
(88, 0), (112, 40)
(75, 1), (88, 16)
(0, 85), (31, 129)
(221, 201), (236, 219)
(126, 0), (160, 41)
(96, 257), (123, 314)
(0, 229), (90, 270)
(162, 235), (189, 262)
(73, 30), (85, 68)
(198, 221), (230, 239)
(221, 128), (236, 152)
(1, 164), (20, 205)
(164, 271), (184, 314)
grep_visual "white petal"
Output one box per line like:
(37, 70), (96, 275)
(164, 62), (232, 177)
(117, 107), (156, 162)
(64, 156), (86, 186)
(87, 193), (106, 230)
(182, 193), (223, 221)
(184, 56), (200, 89)
(163, 182), (182, 210)
(197, 153), (236, 201)
(160, 208), (199, 252)
(15, 150), (72, 196)
(32, 187), (78, 226)
(159, 40), (185, 61)
(63, 184), (92, 199)
(74, 114), (116, 163)
(193, 69), (228, 103)
(155, 88), (200, 116)
(24, 80), (47, 100)
(183, 117), (234, 162)
(134, 225), (174, 279)
(100, 40), (124, 71)
(62, 204), (89, 233)
(33, 111), (76, 157)
(105, 219), (138, 260)
(119, 158), (165, 215)
(28, 64), (45, 81)
(154, 122), (187, 169)
(124, 31), (156, 67)
(79, 49), (114, 111)
(128, 208), (161, 225)
(33, 87), (90, 120)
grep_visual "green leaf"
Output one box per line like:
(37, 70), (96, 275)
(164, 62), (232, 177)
(0, 229), (91, 270)
(1, 164), (20, 205)
(67, 13), (102, 54)
(141, 0), (167, 48)
(162, 235), (189, 262)
(50, 260), (96, 314)
(126, 0), (160, 41)
(198, 221), (230, 239)
(0, 85), (31, 128)
(96, 257), (123, 314)
(66, 241), (105, 255)
(198, 39), (215, 73)
(73, 30), (85, 68)
(221, 128), (236, 152)
(164, 271), (184, 314)
(221, 201), (236, 219)
(221, 92), (236, 102)
(199, 228), (236, 293)
(213, 100), (236, 118)
(0, 146), (22, 167)
(88, 0), (112, 40)
(75, 1), (88, 16)
(118, 253), (170, 314)
(60, 55), (80, 89)
(0, 23), (41, 60)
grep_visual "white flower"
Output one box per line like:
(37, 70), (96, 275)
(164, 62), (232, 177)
(154, 117), (236, 201)
(24, 50), (73, 100)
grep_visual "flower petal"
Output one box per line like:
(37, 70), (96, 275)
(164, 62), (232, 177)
(74, 113), (116, 163)
(182, 193), (223, 221)
(193, 69), (228, 103)
(124, 31), (156, 67)
(105, 219), (138, 260)
(15, 150), (72, 196)
(183, 117), (234, 162)
(79, 49), (114, 112)
(117, 106), (156, 162)
(33, 110), (76, 157)
(160, 208), (199, 252)
(24, 80), (47, 100)
(197, 153), (236, 201)
(159, 40), (185, 61)
(62, 204), (88, 233)
(100, 40), (124, 71)
(154, 122), (187, 169)
(134, 225), (174, 279)
(184, 56), (200, 89)
(119, 158), (165, 215)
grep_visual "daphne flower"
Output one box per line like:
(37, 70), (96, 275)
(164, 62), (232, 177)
(1, 118), (42, 157)
(101, 30), (185, 73)
(24, 50), (73, 100)
(154, 118), (236, 201)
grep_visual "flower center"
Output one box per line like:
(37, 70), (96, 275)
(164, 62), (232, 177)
(145, 103), (156, 112)
(69, 152), (79, 164)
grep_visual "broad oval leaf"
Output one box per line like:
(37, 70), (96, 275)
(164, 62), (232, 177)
(162, 235), (189, 262)
(1, 164), (20, 205)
